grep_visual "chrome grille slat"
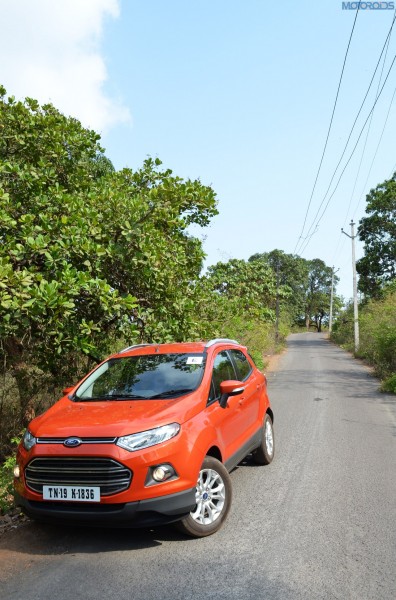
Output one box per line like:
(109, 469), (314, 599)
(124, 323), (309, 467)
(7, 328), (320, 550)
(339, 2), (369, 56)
(27, 479), (131, 487)
(27, 466), (125, 473)
(26, 478), (131, 487)
(37, 437), (117, 444)
(25, 457), (132, 497)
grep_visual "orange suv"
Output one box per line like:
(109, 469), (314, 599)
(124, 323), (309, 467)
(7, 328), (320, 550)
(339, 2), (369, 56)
(14, 339), (274, 537)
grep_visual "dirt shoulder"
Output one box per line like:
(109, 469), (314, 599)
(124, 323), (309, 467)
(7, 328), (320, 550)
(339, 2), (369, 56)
(263, 348), (287, 373)
(0, 508), (29, 540)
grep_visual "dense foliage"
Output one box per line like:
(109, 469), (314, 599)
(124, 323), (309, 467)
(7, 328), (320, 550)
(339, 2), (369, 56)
(194, 258), (288, 368)
(331, 286), (396, 392)
(332, 172), (396, 393)
(0, 88), (339, 508)
(357, 175), (396, 296)
(249, 251), (340, 332)
(0, 87), (217, 443)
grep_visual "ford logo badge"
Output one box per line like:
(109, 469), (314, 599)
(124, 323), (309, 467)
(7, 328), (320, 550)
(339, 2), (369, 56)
(64, 437), (82, 448)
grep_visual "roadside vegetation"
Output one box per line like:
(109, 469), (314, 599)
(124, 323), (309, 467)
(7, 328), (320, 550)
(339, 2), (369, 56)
(0, 87), (340, 512)
(0, 438), (18, 514)
(331, 285), (396, 393)
(331, 174), (396, 393)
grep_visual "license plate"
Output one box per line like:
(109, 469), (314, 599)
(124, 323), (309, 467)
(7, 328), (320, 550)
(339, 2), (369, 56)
(43, 485), (100, 502)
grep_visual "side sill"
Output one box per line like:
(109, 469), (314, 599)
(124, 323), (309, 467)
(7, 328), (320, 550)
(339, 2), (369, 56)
(224, 428), (262, 472)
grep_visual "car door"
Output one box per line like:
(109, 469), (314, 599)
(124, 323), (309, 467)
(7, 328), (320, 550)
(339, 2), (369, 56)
(208, 350), (251, 460)
(228, 349), (261, 436)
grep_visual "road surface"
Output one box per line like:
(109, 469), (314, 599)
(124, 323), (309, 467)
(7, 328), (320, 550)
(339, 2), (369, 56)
(1, 333), (395, 599)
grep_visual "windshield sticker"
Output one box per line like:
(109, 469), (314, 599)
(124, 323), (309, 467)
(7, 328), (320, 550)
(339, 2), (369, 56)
(186, 356), (203, 365)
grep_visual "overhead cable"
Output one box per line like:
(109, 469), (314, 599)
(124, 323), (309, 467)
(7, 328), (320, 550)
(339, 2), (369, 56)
(344, 33), (392, 227)
(298, 54), (396, 256)
(293, 4), (360, 254)
(352, 84), (396, 218)
(298, 11), (396, 255)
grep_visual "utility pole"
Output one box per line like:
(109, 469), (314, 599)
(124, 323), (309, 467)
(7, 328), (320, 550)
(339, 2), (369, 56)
(341, 220), (359, 353)
(329, 266), (339, 334)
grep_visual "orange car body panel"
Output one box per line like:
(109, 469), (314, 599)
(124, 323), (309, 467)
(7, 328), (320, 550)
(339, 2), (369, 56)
(14, 341), (272, 524)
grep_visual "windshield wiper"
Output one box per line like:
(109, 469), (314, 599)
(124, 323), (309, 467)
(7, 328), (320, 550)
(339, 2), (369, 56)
(149, 388), (194, 399)
(75, 394), (146, 402)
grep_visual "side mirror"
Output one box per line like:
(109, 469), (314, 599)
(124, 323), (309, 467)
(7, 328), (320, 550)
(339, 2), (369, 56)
(63, 386), (74, 396)
(219, 380), (245, 409)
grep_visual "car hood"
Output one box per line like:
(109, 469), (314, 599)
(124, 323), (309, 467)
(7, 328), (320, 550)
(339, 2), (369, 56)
(30, 394), (202, 438)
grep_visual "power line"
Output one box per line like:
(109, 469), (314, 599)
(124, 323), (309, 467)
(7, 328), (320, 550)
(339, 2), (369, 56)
(352, 84), (396, 218)
(297, 11), (396, 255)
(333, 18), (395, 266)
(344, 33), (391, 227)
(298, 54), (396, 256)
(293, 4), (360, 254)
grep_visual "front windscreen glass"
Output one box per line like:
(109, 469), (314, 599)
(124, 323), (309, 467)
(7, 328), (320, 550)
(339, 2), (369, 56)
(74, 353), (205, 401)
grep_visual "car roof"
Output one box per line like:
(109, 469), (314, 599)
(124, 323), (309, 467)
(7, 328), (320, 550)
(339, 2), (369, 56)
(116, 339), (243, 357)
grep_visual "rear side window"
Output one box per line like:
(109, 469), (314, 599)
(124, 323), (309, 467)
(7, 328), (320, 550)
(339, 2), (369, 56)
(229, 350), (252, 381)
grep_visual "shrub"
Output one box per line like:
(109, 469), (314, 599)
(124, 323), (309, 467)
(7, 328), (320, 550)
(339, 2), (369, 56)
(0, 436), (20, 513)
(381, 374), (396, 394)
(331, 289), (396, 390)
(358, 291), (396, 380)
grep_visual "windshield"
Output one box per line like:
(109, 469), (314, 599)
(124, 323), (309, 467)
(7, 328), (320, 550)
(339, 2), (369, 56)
(74, 353), (205, 401)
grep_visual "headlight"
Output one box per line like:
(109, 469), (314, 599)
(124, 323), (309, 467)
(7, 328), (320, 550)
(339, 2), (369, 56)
(23, 429), (36, 451)
(116, 423), (180, 452)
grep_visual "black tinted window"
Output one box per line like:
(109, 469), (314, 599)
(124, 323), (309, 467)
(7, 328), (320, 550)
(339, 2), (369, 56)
(230, 350), (252, 381)
(212, 351), (236, 399)
(76, 353), (205, 400)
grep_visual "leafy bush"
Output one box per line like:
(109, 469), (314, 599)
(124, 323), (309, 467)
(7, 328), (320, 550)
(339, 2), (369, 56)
(331, 302), (355, 350)
(331, 289), (396, 390)
(358, 291), (396, 380)
(0, 437), (20, 513)
(0, 87), (218, 461)
(381, 374), (396, 393)
(0, 87), (295, 471)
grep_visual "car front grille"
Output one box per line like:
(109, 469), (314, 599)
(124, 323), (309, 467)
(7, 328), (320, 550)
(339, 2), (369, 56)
(25, 457), (132, 496)
(36, 437), (117, 445)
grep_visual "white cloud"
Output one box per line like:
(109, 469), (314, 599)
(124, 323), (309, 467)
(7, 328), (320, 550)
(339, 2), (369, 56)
(0, 0), (131, 133)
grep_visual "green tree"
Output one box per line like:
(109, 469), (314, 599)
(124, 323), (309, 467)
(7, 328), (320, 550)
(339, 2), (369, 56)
(194, 258), (280, 366)
(357, 175), (396, 296)
(249, 251), (339, 331)
(303, 259), (335, 332)
(249, 250), (309, 322)
(206, 258), (277, 321)
(96, 160), (217, 343)
(0, 87), (217, 423)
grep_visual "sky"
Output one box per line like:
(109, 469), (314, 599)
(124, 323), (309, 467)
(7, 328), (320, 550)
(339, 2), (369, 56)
(1, 0), (395, 301)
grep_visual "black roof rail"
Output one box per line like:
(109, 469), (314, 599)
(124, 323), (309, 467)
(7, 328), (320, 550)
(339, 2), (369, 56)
(205, 338), (239, 348)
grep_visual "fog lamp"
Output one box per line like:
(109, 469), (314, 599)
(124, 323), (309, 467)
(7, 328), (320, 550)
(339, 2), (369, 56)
(13, 465), (20, 478)
(152, 465), (172, 482)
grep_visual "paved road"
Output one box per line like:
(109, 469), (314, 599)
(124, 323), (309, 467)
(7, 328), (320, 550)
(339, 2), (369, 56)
(1, 333), (395, 600)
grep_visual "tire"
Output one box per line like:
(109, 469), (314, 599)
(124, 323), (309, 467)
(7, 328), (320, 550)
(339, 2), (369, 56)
(176, 456), (232, 538)
(252, 413), (274, 465)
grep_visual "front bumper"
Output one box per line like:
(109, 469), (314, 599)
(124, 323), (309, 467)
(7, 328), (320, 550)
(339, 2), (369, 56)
(14, 487), (196, 528)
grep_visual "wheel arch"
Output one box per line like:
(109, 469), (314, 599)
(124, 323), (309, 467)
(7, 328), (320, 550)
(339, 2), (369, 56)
(205, 445), (223, 463)
(266, 407), (274, 424)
